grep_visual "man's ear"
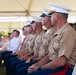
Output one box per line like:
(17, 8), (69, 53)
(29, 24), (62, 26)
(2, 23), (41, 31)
(35, 23), (38, 28)
(55, 14), (59, 20)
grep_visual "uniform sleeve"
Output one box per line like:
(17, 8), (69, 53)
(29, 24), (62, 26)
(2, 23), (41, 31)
(59, 33), (75, 59)
(59, 32), (75, 59)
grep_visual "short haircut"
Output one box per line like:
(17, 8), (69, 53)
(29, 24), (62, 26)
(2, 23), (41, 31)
(8, 32), (12, 36)
(58, 13), (68, 19)
(22, 26), (27, 31)
(13, 30), (20, 35)
(13, 29), (17, 32)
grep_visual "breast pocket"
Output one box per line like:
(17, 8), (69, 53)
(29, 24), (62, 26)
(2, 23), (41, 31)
(53, 35), (61, 50)
(53, 42), (60, 50)
(43, 36), (51, 46)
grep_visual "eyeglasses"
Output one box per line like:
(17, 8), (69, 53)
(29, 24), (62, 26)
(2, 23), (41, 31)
(42, 19), (50, 26)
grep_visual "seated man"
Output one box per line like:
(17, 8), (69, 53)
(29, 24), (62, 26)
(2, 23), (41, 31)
(18, 3), (76, 75)
(25, 16), (46, 62)
(0, 30), (21, 62)
(3, 26), (30, 75)
(15, 15), (57, 75)
(6, 30), (21, 53)
(18, 24), (37, 60)
(4, 22), (37, 75)
(26, 15), (57, 62)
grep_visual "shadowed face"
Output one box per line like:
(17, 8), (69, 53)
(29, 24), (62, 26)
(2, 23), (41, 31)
(22, 27), (27, 36)
(32, 22), (37, 32)
(27, 26), (33, 33)
(51, 13), (58, 26)
(10, 33), (14, 39)
(42, 16), (51, 27)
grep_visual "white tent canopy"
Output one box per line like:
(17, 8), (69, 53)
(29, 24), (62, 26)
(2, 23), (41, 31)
(0, 0), (76, 31)
(0, 0), (76, 17)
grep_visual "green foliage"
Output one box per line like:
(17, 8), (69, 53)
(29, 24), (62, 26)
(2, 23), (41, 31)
(0, 31), (8, 37)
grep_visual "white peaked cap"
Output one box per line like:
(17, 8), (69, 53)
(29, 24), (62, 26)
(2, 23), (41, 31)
(31, 16), (42, 22)
(24, 20), (32, 26)
(49, 3), (71, 14)
(42, 7), (50, 15)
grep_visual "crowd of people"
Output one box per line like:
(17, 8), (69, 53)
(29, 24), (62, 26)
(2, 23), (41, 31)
(0, 3), (76, 75)
(0, 30), (21, 64)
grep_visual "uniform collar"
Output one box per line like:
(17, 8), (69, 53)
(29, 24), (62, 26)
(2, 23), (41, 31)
(46, 28), (52, 35)
(38, 30), (45, 35)
(46, 26), (56, 35)
(54, 22), (68, 35)
(49, 26), (57, 34)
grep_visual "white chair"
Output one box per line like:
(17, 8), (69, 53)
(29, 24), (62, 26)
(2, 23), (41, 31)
(72, 64), (76, 75)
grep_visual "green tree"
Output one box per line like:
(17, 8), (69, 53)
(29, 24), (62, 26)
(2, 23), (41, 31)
(0, 31), (8, 37)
